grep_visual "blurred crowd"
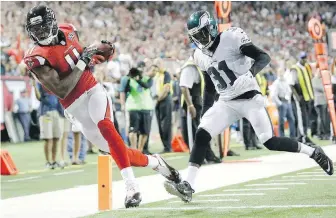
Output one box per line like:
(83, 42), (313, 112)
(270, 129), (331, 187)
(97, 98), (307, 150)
(1, 1), (336, 168)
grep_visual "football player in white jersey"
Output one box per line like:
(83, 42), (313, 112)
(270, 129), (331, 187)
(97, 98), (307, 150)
(164, 10), (334, 203)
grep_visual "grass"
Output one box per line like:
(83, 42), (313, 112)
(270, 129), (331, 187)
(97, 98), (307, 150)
(0, 137), (331, 199)
(90, 167), (336, 218)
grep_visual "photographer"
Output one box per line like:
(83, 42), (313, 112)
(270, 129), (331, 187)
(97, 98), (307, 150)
(120, 67), (154, 152)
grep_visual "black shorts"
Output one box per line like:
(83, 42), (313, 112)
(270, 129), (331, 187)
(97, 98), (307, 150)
(129, 110), (152, 135)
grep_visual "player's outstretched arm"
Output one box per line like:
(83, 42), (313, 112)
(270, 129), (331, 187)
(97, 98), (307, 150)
(201, 71), (217, 117)
(240, 43), (271, 77)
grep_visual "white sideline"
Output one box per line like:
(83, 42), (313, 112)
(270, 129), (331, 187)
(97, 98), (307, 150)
(117, 204), (336, 211)
(2, 145), (336, 218)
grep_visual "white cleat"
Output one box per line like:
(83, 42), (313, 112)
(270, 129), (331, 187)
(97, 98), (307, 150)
(152, 154), (182, 183)
(124, 180), (142, 208)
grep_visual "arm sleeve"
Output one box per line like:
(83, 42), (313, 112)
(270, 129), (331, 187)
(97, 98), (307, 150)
(201, 72), (216, 116)
(119, 76), (129, 92)
(240, 43), (271, 76)
(137, 77), (153, 89)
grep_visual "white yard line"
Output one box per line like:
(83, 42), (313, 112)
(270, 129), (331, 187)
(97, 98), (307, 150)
(169, 199), (240, 203)
(269, 179), (336, 182)
(200, 193), (265, 197)
(53, 170), (84, 176)
(297, 172), (326, 175)
(2, 144), (335, 218)
(5, 176), (42, 183)
(223, 188), (288, 192)
(283, 175), (327, 178)
(246, 182), (306, 187)
(117, 204), (336, 211)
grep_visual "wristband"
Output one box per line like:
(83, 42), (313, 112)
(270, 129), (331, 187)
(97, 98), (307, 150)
(76, 60), (87, 71)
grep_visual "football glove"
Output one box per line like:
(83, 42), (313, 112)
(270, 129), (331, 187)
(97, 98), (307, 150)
(80, 46), (105, 65)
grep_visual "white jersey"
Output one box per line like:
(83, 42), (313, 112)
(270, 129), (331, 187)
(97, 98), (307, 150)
(193, 27), (260, 100)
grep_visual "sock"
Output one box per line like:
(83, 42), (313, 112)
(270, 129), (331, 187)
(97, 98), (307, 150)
(299, 142), (315, 156)
(186, 165), (199, 190)
(263, 136), (299, 152)
(120, 167), (136, 182)
(127, 148), (149, 167)
(98, 118), (130, 169)
(189, 128), (212, 166)
(147, 155), (159, 168)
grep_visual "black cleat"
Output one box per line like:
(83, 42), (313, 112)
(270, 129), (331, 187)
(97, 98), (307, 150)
(164, 180), (194, 203)
(310, 146), (334, 175)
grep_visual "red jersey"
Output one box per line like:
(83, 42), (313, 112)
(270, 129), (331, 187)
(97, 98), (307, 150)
(24, 23), (97, 108)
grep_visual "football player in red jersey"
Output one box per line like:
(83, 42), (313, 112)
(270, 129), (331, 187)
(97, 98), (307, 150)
(24, 5), (181, 208)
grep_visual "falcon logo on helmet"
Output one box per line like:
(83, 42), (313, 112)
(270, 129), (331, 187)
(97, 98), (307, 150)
(26, 5), (59, 45)
(187, 10), (218, 53)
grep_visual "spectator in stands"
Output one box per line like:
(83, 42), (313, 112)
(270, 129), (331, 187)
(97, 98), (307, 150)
(153, 58), (173, 153)
(14, 90), (32, 142)
(33, 81), (62, 169)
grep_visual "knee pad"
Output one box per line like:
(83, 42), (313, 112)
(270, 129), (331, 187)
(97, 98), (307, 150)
(195, 128), (212, 144)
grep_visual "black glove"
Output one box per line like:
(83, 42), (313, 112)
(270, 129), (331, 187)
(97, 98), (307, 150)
(80, 46), (103, 65)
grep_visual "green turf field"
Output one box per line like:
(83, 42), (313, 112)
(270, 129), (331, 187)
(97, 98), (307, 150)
(89, 167), (336, 218)
(0, 138), (332, 199)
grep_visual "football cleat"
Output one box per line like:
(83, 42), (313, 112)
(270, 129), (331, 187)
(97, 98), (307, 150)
(152, 154), (182, 183)
(124, 180), (142, 208)
(310, 146), (334, 175)
(164, 180), (194, 203)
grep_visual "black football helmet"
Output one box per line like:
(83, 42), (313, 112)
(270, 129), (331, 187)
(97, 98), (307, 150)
(26, 5), (58, 45)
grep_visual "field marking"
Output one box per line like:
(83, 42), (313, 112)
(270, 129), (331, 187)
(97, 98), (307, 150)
(223, 188), (288, 192)
(199, 193), (265, 197)
(245, 182), (306, 187)
(169, 199), (240, 203)
(269, 178), (336, 182)
(3, 144), (335, 218)
(118, 205), (336, 211)
(283, 175), (327, 178)
(297, 172), (325, 175)
(5, 176), (42, 182)
(165, 156), (185, 161)
(53, 170), (84, 176)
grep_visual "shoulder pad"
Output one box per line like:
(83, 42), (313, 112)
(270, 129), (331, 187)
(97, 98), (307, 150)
(59, 23), (77, 32)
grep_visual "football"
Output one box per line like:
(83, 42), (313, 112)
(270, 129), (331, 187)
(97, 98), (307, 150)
(96, 40), (115, 61)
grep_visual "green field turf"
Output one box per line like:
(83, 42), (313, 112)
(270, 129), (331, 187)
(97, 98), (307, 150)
(0, 138), (332, 200)
(90, 167), (336, 218)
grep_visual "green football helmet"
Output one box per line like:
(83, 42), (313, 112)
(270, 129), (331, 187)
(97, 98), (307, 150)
(187, 10), (218, 51)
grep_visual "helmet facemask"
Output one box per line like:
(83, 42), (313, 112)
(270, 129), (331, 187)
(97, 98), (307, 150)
(188, 13), (218, 54)
(26, 9), (58, 45)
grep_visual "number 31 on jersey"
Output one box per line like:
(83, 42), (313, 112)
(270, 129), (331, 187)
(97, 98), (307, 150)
(208, 60), (237, 90)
